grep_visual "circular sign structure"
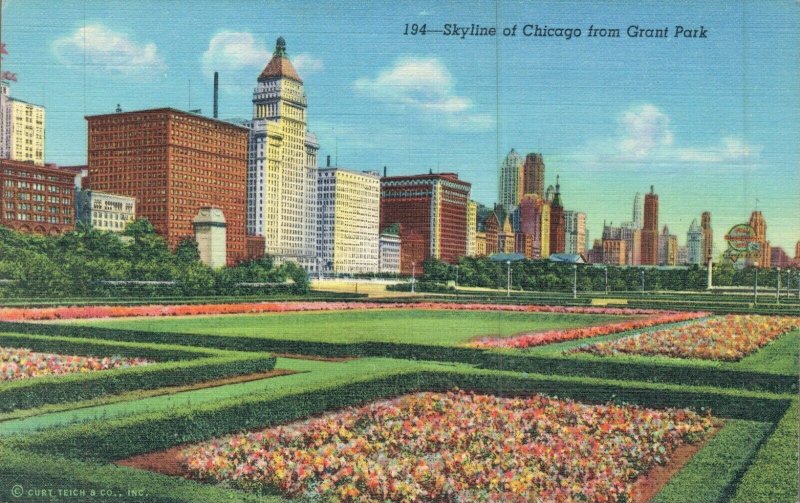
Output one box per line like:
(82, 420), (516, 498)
(725, 224), (757, 252)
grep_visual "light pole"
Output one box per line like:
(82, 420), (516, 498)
(604, 266), (608, 295)
(411, 261), (416, 294)
(776, 267), (781, 304)
(641, 269), (645, 296)
(455, 265), (459, 289)
(573, 264), (577, 300)
(753, 262), (758, 305)
(506, 260), (511, 297)
(786, 269), (791, 300)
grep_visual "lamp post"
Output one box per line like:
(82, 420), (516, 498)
(455, 265), (459, 289)
(776, 267), (781, 304)
(786, 269), (791, 300)
(506, 260), (511, 297)
(604, 266), (608, 295)
(411, 261), (416, 294)
(573, 264), (577, 300)
(641, 269), (645, 296)
(753, 262), (758, 305)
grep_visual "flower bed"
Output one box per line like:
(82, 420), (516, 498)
(0, 301), (699, 322)
(573, 315), (800, 361)
(0, 347), (150, 382)
(181, 390), (713, 502)
(470, 311), (707, 349)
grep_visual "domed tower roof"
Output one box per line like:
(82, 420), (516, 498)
(258, 36), (303, 83)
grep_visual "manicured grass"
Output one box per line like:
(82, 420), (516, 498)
(651, 420), (772, 503)
(77, 310), (631, 346)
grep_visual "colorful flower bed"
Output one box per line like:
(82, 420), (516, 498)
(181, 390), (713, 502)
(0, 347), (151, 382)
(0, 301), (699, 322)
(573, 315), (800, 361)
(470, 311), (707, 349)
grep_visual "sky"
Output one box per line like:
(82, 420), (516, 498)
(2, 0), (798, 255)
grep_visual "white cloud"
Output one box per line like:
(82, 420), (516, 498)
(201, 31), (269, 78)
(582, 104), (762, 167)
(52, 24), (166, 80)
(293, 53), (324, 74)
(354, 57), (493, 131)
(617, 104), (674, 159)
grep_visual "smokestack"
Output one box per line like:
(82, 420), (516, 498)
(326, 155), (331, 167)
(383, 166), (387, 177)
(213, 72), (219, 119)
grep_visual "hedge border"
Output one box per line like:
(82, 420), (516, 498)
(1, 368), (793, 503)
(0, 333), (276, 412)
(3, 320), (794, 394)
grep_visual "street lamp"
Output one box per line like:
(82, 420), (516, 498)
(641, 269), (645, 296)
(753, 262), (759, 305)
(455, 265), (459, 289)
(411, 261), (416, 294)
(506, 260), (511, 297)
(604, 266), (608, 295)
(573, 264), (577, 300)
(776, 267), (781, 304)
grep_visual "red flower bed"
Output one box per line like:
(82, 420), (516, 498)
(1, 347), (150, 381)
(470, 311), (708, 349)
(0, 301), (698, 322)
(181, 390), (713, 502)
(575, 315), (800, 361)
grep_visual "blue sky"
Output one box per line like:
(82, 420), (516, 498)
(3, 0), (798, 254)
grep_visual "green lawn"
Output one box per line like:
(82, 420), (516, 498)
(76, 310), (632, 346)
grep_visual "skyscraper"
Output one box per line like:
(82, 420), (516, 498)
(563, 210), (586, 256)
(86, 108), (249, 264)
(641, 186), (659, 265)
(687, 219), (703, 265)
(658, 225), (677, 265)
(549, 175), (565, 254)
(317, 167), (380, 274)
(701, 211), (713, 264)
(380, 172), (471, 273)
(466, 200), (477, 257)
(498, 149), (523, 211)
(748, 211), (771, 268)
(632, 192), (643, 228)
(522, 152), (545, 198)
(247, 37), (319, 270)
(0, 86), (46, 166)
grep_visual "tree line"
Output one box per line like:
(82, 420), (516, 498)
(0, 219), (309, 298)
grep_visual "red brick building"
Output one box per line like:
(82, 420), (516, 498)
(86, 108), (248, 265)
(380, 173), (471, 274)
(1, 159), (75, 235)
(641, 186), (659, 265)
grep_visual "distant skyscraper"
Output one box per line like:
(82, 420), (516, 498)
(632, 192), (643, 228)
(317, 167), (380, 274)
(563, 211), (586, 256)
(641, 186), (659, 265)
(677, 245), (689, 265)
(247, 37), (319, 270)
(0, 86), (46, 166)
(658, 225), (678, 266)
(522, 153), (545, 198)
(549, 176), (565, 254)
(687, 219), (703, 265)
(498, 149), (523, 211)
(795, 241), (800, 261)
(748, 211), (770, 268)
(620, 222), (641, 265)
(544, 184), (555, 202)
(701, 211), (713, 264)
(380, 172), (471, 273)
(466, 200), (478, 257)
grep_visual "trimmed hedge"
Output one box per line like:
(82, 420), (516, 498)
(730, 400), (799, 503)
(0, 333), (276, 412)
(8, 368), (792, 462)
(3, 321), (794, 394)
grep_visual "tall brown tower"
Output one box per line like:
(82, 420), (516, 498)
(748, 211), (770, 268)
(700, 211), (713, 263)
(641, 185), (659, 265)
(522, 153), (545, 198)
(549, 175), (565, 254)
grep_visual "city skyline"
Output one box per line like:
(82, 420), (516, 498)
(1, 0), (797, 251)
